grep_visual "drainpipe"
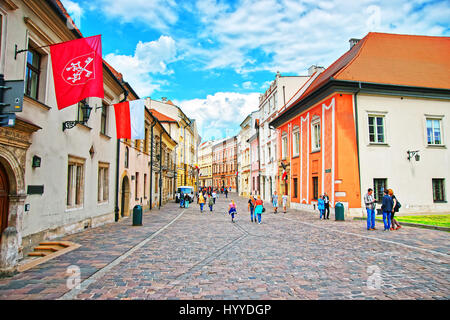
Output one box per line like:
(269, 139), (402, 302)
(354, 82), (362, 206)
(149, 119), (156, 210)
(115, 88), (128, 222)
(159, 132), (163, 209)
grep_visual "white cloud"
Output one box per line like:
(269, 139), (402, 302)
(104, 36), (178, 97)
(61, 0), (83, 27)
(95, 0), (178, 31)
(174, 92), (260, 140)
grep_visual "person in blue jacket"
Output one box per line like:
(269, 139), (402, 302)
(318, 195), (325, 219)
(381, 189), (393, 231)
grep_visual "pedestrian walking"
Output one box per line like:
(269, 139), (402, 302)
(323, 193), (330, 219)
(381, 189), (393, 231)
(364, 188), (377, 230)
(248, 195), (256, 222)
(199, 193), (205, 212)
(180, 191), (184, 208)
(228, 200), (237, 223)
(282, 193), (288, 213)
(208, 194), (214, 212)
(318, 195), (325, 219)
(184, 193), (190, 208)
(389, 189), (402, 230)
(254, 195), (264, 224)
(212, 190), (217, 204)
(272, 191), (279, 214)
(225, 188), (228, 199)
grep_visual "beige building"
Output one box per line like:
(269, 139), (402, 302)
(0, 0), (129, 272)
(198, 140), (213, 187)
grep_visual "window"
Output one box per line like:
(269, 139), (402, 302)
(98, 163), (109, 203)
(67, 156), (85, 208)
(100, 103), (108, 135)
(293, 128), (300, 156)
(427, 119), (442, 145)
(312, 177), (318, 200)
(25, 47), (41, 99)
(282, 134), (288, 160)
(368, 115), (385, 143)
(312, 121), (321, 151)
(135, 172), (139, 200)
(373, 178), (387, 203)
(273, 94), (277, 110)
(432, 179), (445, 202)
(124, 147), (129, 168)
(293, 178), (298, 198)
(144, 174), (147, 199)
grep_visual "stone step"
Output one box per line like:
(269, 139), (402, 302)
(33, 246), (59, 252)
(28, 252), (48, 257)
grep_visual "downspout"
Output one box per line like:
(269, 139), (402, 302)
(354, 82), (362, 207)
(115, 87), (128, 222)
(257, 124), (261, 196)
(159, 132), (163, 209)
(149, 119), (156, 210)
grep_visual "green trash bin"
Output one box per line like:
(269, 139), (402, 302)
(132, 205), (143, 226)
(335, 202), (345, 221)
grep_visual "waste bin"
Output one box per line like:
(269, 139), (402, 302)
(335, 202), (345, 221)
(132, 205), (143, 226)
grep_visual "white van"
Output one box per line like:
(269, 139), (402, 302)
(176, 186), (195, 203)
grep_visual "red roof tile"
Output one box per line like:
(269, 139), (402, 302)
(149, 109), (177, 122)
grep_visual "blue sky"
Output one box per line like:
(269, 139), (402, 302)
(62, 0), (450, 141)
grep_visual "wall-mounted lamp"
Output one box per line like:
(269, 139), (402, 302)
(62, 103), (92, 131)
(407, 150), (420, 162)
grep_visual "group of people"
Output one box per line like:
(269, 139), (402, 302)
(364, 188), (402, 231)
(178, 191), (194, 208)
(317, 193), (330, 220)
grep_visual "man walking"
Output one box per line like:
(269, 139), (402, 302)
(272, 191), (279, 214)
(282, 193), (288, 213)
(323, 193), (330, 219)
(381, 189), (393, 231)
(364, 188), (376, 230)
(248, 194), (256, 222)
(225, 188), (228, 199)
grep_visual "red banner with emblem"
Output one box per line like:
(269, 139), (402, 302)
(50, 35), (104, 110)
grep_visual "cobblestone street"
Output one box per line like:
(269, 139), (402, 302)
(0, 193), (449, 300)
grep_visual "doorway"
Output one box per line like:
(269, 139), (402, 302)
(121, 176), (130, 217)
(0, 162), (9, 242)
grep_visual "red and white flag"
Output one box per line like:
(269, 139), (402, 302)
(50, 35), (104, 109)
(282, 170), (287, 181)
(114, 100), (145, 139)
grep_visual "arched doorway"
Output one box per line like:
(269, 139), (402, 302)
(0, 162), (9, 242)
(120, 176), (130, 217)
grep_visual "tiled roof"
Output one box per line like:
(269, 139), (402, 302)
(283, 32), (450, 116)
(149, 109), (177, 122)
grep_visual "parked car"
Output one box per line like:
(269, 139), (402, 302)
(175, 186), (195, 203)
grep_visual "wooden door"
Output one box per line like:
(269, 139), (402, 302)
(0, 162), (9, 240)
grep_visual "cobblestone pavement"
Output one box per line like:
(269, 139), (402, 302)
(0, 193), (449, 300)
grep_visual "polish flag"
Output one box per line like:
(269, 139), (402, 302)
(113, 100), (145, 139)
(50, 35), (104, 109)
(282, 170), (287, 181)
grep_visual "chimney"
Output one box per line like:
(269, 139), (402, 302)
(308, 65), (325, 76)
(349, 38), (361, 49)
(161, 97), (168, 102)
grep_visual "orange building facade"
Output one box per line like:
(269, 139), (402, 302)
(275, 93), (361, 212)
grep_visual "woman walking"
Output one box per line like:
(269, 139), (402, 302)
(248, 195), (256, 222)
(184, 193), (190, 208)
(272, 191), (278, 214)
(254, 195), (264, 224)
(198, 192), (205, 212)
(228, 200), (237, 223)
(389, 189), (402, 230)
(381, 189), (393, 231)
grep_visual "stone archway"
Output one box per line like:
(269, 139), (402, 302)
(120, 176), (130, 217)
(0, 162), (9, 241)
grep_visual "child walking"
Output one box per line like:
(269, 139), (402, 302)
(229, 200), (237, 223)
(208, 195), (214, 212)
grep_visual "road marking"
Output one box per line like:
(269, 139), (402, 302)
(280, 216), (449, 258)
(58, 210), (186, 300)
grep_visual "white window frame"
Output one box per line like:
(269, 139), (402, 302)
(282, 133), (288, 160)
(367, 113), (387, 145)
(293, 126), (300, 157)
(425, 115), (445, 147)
(67, 156), (85, 210)
(98, 162), (109, 204)
(311, 119), (321, 152)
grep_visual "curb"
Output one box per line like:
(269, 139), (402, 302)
(352, 217), (450, 232)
